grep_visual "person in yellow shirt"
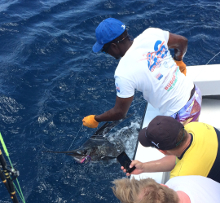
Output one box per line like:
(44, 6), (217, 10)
(122, 115), (220, 183)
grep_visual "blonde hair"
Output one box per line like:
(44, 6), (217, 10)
(112, 178), (179, 203)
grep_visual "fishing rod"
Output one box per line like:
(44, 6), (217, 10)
(0, 149), (19, 203)
(0, 167), (10, 193)
(0, 132), (26, 203)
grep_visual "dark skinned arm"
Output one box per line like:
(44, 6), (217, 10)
(82, 96), (134, 128)
(168, 33), (188, 61)
(95, 95), (134, 122)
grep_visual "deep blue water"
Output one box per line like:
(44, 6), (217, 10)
(0, 0), (220, 202)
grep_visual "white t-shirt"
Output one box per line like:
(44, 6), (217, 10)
(166, 175), (220, 203)
(114, 28), (194, 116)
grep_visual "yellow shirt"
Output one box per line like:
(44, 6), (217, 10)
(170, 122), (219, 182)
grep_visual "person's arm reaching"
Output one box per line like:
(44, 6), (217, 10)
(121, 155), (176, 176)
(82, 95), (134, 128)
(168, 33), (188, 75)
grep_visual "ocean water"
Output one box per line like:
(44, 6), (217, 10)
(0, 0), (220, 202)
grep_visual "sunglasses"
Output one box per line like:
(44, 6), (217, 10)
(101, 35), (129, 54)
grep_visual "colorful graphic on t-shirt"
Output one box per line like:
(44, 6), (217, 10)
(164, 68), (179, 91)
(141, 40), (169, 81)
(156, 73), (163, 80)
(115, 83), (120, 93)
(143, 40), (168, 73)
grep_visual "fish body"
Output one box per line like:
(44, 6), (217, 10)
(66, 137), (124, 163)
(46, 117), (132, 163)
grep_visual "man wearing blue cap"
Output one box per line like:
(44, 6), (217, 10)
(82, 18), (202, 128)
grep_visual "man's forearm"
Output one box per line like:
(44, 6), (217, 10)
(95, 108), (126, 122)
(142, 155), (176, 172)
(95, 96), (134, 122)
(168, 33), (188, 61)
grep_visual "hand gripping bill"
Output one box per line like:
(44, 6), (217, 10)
(82, 115), (99, 128)
(175, 60), (187, 76)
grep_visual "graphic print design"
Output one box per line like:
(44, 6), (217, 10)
(164, 67), (179, 91)
(115, 83), (120, 93)
(142, 40), (168, 79)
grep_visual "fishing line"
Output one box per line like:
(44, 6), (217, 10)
(206, 50), (220, 65)
(67, 100), (145, 150)
(95, 101), (145, 137)
(67, 124), (83, 150)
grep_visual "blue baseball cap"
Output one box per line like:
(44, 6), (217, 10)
(92, 18), (126, 53)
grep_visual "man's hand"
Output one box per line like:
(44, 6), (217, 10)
(121, 155), (176, 176)
(82, 115), (99, 128)
(121, 160), (144, 176)
(168, 32), (188, 76)
(175, 60), (187, 76)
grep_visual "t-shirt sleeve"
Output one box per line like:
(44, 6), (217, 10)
(163, 30), (169, 43)
(115, 76), (135, 98)
(146, 28), (169, 43)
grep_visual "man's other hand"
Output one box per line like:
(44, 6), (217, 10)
(175, 60), (187, 76)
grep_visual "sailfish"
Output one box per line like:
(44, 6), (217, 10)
(45, 116), (132, 163)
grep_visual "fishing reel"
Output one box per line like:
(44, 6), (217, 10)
(0, 164), (20, 181)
